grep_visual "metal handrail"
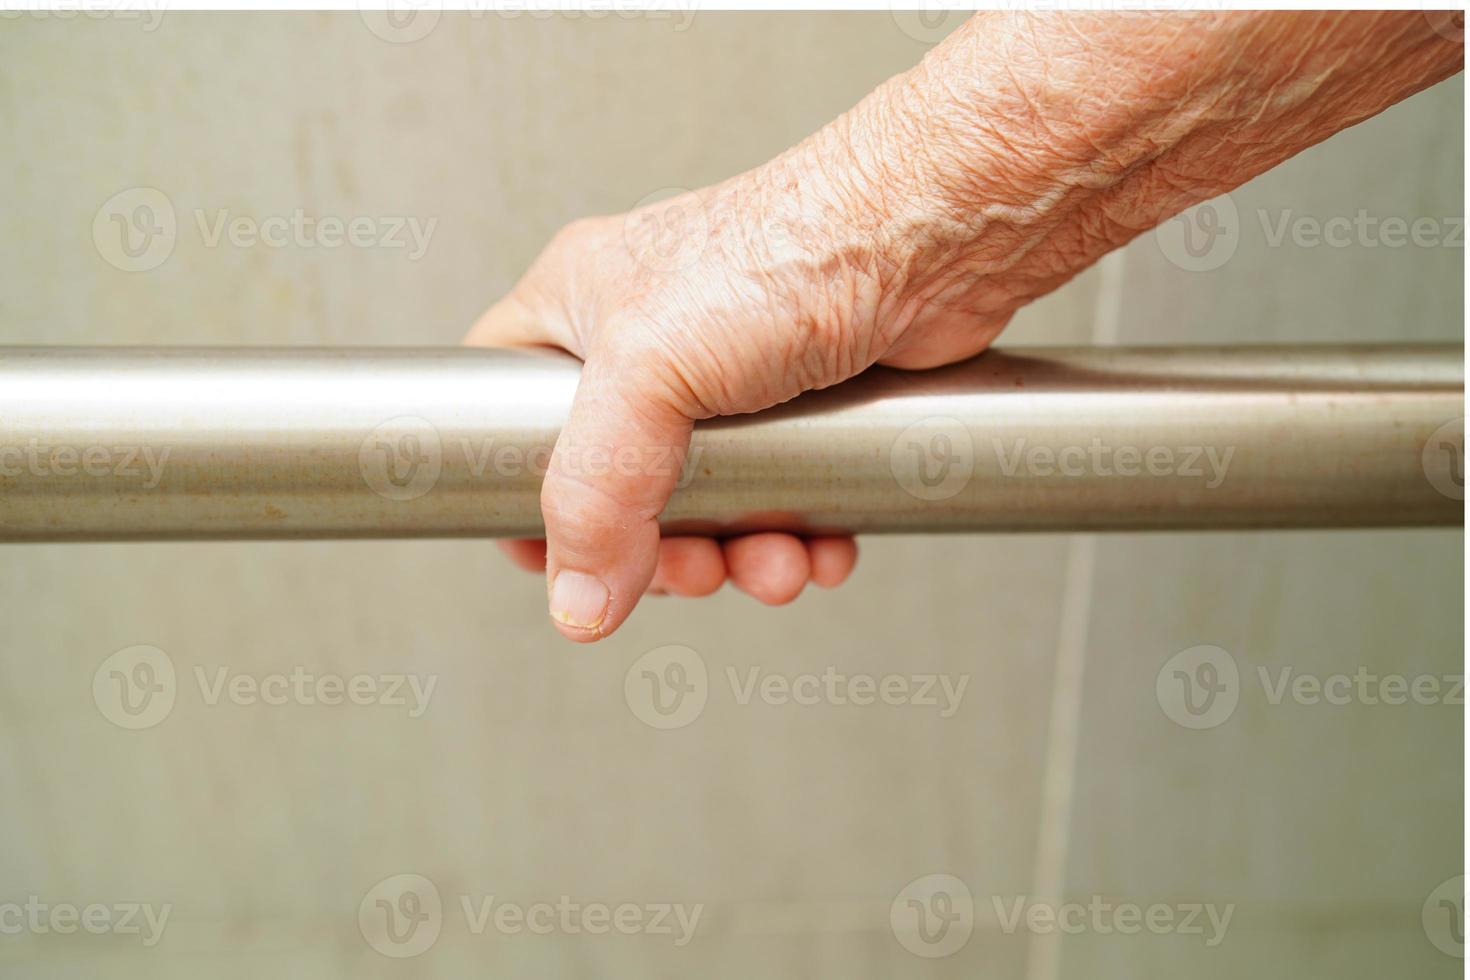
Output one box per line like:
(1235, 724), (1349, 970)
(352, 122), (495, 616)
(0, 344), (1461, 541)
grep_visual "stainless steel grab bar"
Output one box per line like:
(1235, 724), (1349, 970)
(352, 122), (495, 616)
(0, 344), (1461, 541)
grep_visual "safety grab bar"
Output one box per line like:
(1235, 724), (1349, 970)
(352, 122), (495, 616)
(0, 344), (1460, 541)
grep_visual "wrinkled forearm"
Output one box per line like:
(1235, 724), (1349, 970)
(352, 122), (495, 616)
(764, 12), (1462, 343)
(468, 11), (1460, 633)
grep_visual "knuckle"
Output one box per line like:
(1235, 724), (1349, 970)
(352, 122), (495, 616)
(540, 472), (627, 542)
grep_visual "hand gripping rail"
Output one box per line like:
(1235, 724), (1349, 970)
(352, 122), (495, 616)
(0, 344), (1461, 541)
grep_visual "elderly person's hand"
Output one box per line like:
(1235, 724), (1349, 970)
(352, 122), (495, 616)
(466, 11), (1461, 642)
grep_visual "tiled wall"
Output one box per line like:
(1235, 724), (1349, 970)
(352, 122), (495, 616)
(0, 12), (1461, 978)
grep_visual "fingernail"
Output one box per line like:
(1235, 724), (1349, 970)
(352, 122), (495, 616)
(549, 570), (609, 629)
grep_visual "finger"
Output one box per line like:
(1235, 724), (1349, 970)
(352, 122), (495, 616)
(498, 539), (547, 574)
(806, 535), (859, 588)
(464, 291), (573, 352)
(541, 344), (694, 642)
(649, 537), (727, 597)
(877, 312), (1010, 370)
(724, 533), (811, 606)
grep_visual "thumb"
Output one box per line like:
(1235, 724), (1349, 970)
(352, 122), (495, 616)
(541, 344), (694, 642)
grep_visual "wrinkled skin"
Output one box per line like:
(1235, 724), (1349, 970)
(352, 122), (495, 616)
(466, 11), (1462, 642)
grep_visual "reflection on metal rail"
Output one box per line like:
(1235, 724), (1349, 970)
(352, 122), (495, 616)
(0, 344), (1461, 541)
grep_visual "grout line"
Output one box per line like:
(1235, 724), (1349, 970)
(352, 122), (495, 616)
(1023, 249), (1127, 980)
(1091, 248), (1128, 349)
